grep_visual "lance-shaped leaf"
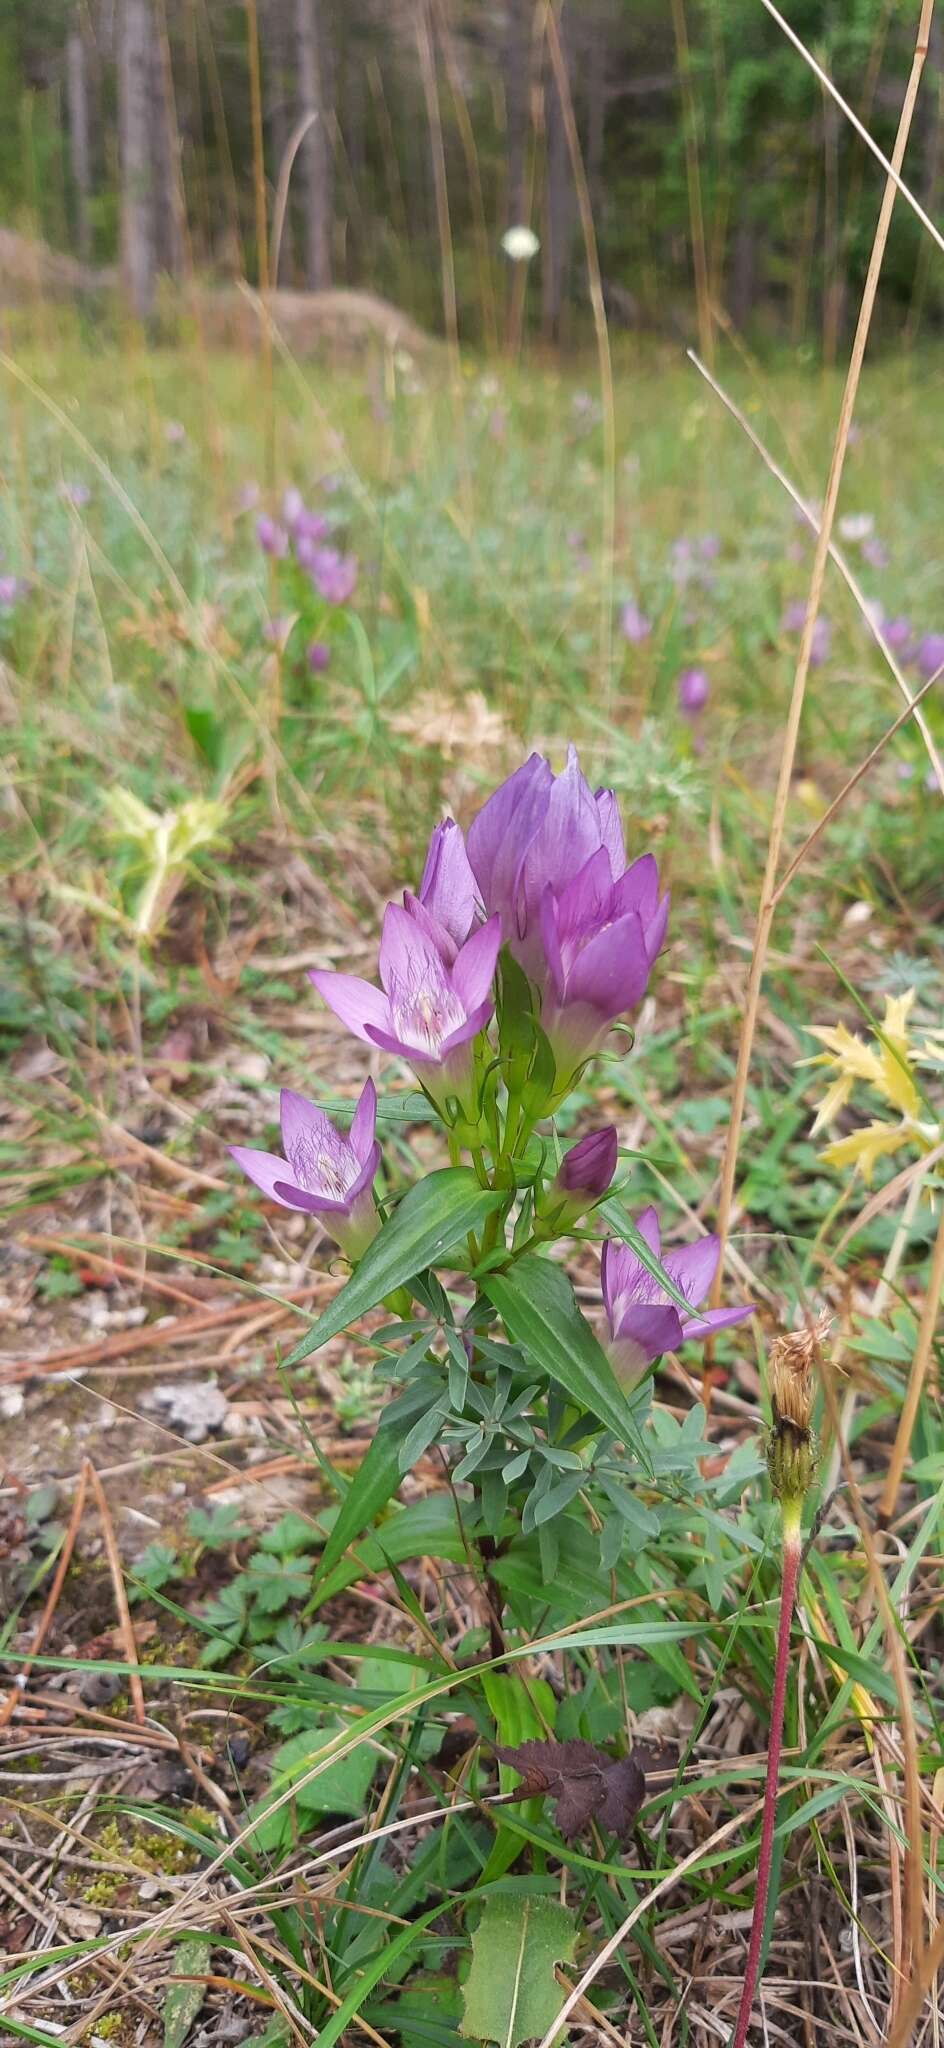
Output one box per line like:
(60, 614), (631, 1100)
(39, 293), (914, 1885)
(312, 1384), (432, 1589)
(484, 1256), (648, 1463)
(284, 1169), (505, 1368)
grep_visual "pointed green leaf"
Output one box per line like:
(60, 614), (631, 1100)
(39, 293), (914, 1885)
(313, 1393), (430, 1588)
(284, 1170), (504, 1368)
(460, 1895), (576, 2048)
(484, 1257), (648, 1463)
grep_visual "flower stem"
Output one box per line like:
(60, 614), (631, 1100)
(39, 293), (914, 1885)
(730, 1506), (801, 2048)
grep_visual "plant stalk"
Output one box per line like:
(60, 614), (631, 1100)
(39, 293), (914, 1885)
(730, 1502), (801, 2048)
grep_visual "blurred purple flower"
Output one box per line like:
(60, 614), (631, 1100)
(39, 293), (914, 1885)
(309, 547), (358, 605)
(837, 512), (873, 545)
(282, 486), (305, 529)
(60, 480), (91, 508)
(782, 602), (832, 666)
(405, 818), (483, 963)
(620, 601), (652, 645)
(229, 1079), (380, 1260)
(257, 515), (289, 559)
(238, 482), (261, 512)
(310, 903), (500, 1114)
(861, 536), (890, 570)
(880, 616), (912, 655)
(678, 667), (709, 715)
(0, 575), (26, 609)
(916, 633), (944, 681)
(308, 639), (331, 674)
(264, 615), (293, 650)
(165, 419), (186, 445)
(601, 1207), (754, 1380)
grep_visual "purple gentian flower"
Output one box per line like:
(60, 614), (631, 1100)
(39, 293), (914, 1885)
(540, 844), (667, 1075)
(678, 667), (709, 715)
(404, 818), (483, 964)
(308, 640), (331, 673)
(466, 749), (667, 1072)
(557, 1126), (618, 1201)
(916, 633), (944, 681)
(257, 515), (289, 559)
(309, 547), (358, 606)
(310, 904), (501, 1116)
(229, 1079), (380, 1260)
(537, 1125), (618, 1232)
(601, 1207), (754, 1380)
(620, 601), (652, 645)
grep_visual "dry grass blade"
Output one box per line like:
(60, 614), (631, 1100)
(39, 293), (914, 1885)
(0, 1464), (90, 1731)
(84, 1461), (146, 1728)
(760, 0), (944, 260)
(688, 349), (944, 792)
(710, 0), (937, 1295)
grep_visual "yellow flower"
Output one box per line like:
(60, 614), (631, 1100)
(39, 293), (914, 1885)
(804, 989), (920, 1133)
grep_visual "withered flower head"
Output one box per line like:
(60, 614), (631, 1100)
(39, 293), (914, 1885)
(766, 1313), (829, 1510)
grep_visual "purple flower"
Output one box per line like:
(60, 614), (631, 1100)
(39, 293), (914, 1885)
(282, 486), (305, 529)
(620, 601), (652, 645)
(537, 1125), (618, 1232)
(229, 1080), (380, 1260)
(540, 845), (667, 1075)
(309, 547), (358, 606)
(165, 419), (186, 445)
(405, 818), (483, 964)
(308, 639), (331, 674)
(916, 633), (944, 681)
(0, 575), (26, 609)
(466, 749), (667, 1073)
(557, 1126), (618, 1202)
(677, 667), (709, 715)
(861, 536), (890, 570)
(880, 615), (912, 655)
(310, 903), (501, 1116)
(264, 615), (293, 650)
(257, 515), (289, 559)
(782, 603), (832, 666)
(601, 1207), (754, 1380)
(60, 480), (91, 508)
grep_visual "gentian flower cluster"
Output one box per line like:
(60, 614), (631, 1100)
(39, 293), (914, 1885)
(231, 748), (752, 1379)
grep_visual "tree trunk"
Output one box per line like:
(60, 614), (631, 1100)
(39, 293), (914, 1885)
(265, 0), (293, 281)
(295, 0), (332, 290)
(119, 0), (156, 317)
(504, 0), (531, 227)
(541, 8), (574, 343)
(150, 5), (184, 277)
(66, 24), (92, 264)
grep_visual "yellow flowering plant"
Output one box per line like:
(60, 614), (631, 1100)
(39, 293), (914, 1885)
(803, 989), (943, 1184)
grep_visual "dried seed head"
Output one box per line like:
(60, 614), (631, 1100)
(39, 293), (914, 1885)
(766, 1313), (828, 1508)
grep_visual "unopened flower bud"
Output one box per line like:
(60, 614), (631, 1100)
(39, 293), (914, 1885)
(536, 1126), (618, 1234)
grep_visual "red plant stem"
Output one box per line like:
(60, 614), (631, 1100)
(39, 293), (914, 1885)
(730, 1515), (801, 2048)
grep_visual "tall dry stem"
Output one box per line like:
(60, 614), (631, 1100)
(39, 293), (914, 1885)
(712, 0), (936, 1298)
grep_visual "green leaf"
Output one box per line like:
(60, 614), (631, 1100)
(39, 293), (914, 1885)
(460, 1895), (576, 2048)
(484, 1257), (648, 1463)
(284, 1170), (505, 1368)
(313, 1410), (416, 1588)
(317, 1090), (440, 1126)
(597, 1199), (693, 1314)
(307, 1904), (442, 2048)
(163, 1936), (209, 2048)
(310, 1494), (468, 1610)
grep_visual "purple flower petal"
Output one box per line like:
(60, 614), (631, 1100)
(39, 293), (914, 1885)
(680, 1302), (754, 1344)
(308, 969), (390, 1044)
(451, 916), (501, 1013)
(417, 818), (481, 952)
(349, 1077), (377, 1162)
(662, 1233), (719, 1307)
(229, 1146), (299, 1208)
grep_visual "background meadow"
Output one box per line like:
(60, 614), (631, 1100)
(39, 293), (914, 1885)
(3, 3), (944, 2045)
